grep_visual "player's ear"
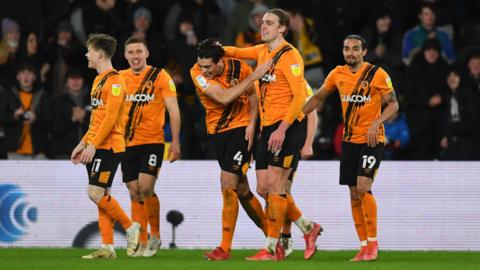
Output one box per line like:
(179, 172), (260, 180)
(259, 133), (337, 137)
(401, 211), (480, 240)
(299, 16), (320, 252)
(145, 48), (150, 59)
(362, 48), (368, 57)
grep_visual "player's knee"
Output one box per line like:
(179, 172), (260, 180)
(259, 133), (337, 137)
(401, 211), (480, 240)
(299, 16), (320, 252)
(88, 190), (104, 204)
(236, 184), (251, 198)
(139, 185), (154, 197)
(256, 186), (268, 199)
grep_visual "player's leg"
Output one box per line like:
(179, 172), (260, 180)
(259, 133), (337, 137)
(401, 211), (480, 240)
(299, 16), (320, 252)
(137, 144), (165, 257)
(237, 175), (267, 236)
(86, 150), (140, 257)
(122, 148), (149, 257)
(355, 143), (383, 261)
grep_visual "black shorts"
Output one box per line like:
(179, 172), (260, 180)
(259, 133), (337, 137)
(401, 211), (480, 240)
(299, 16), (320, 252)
(256, 120), (302, 170)
(86, 149), (123, 188)
(339, 141), (384, 186)
(211, 127), (250, 176)
(121, 143), (165, 183)
(288, 118), (308, 181)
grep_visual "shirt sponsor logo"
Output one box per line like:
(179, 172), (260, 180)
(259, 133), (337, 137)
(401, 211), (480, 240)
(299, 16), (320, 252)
(341, 94), (371, 103)
(260, 74), (276, 83)
(111, 84), (121, 96)
(91, 98), (104, 107)
(125, 94), (155, 102)
(196, 75), (210, 89)
(291, 64), (301, 76)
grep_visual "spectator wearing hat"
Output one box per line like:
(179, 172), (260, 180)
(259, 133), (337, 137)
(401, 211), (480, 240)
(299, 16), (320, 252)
(51, 68), (90, 159)
(0, 18), (21, 88)
(403, 38), (449, 160)
(0, 63), (51, 159)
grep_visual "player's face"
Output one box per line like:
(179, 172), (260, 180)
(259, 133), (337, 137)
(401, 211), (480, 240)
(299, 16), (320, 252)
(343, 39), (366, 67)
(85, 46), (101, 69)
(125, 43), (149, 72)
(260, 13), (285, 43)
(197, 57), (223, 79)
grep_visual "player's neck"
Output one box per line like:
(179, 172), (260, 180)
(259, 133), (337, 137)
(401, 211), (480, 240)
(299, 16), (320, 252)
(132, 65), (147, 75)
(96, 61), (113, 75)
(348, 61), (364, 73)
(267, 36), (285, 52)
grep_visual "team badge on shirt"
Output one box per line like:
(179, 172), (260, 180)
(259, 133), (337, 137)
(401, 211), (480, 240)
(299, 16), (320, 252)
(169, 80), (176, 92)
(386, 77), (393, 88)
(196, 75), (210, 89)
(111, 84), (121, 96)
(291, 64), (301, 76)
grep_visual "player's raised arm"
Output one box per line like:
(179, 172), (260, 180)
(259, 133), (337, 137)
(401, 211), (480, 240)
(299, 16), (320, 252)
(223, 45), (263, 61)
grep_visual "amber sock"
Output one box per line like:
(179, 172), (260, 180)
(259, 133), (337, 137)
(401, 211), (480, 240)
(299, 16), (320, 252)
(131, 200), (148, 245)
(266, 194), (288, 239)
(98, 206), (114, 245)
(220, 188), (239, 253)
(360, 191), (377, 240)
(351, 199), (367, 244)
(98, 195), (132, 230)
(144, 194), (160, 238)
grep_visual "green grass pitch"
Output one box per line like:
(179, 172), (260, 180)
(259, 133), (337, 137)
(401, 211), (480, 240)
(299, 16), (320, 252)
(2, 248), (479, 270)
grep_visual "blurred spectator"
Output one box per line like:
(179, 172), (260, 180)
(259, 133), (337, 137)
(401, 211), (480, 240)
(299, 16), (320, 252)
(403, 39), (448, 160)
(363, 12), (403, 84)
(51, 68), (90, 159)
(440, 67), (480, 160)
(163, 0), (222, 44)
(222, 0), (273, 44)
(288, 8), (324, 88)
(0, 63), (50, 159)
(384, 111), (410, 160)
(0, 84), (5, 159)
(402, 4), (455, 65)
(234, 4), (266, 48)
(167, 16), (208, 159)
(17, 32), (49, 83)
(120, 7), (167, 68)
(0, 18), (21, 88)
(45, 20), (86, 97)
(464, 52), (480, 94)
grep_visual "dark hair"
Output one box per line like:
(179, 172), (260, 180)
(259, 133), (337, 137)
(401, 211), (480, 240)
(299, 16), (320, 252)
(85, 33), (117, 59)
(124, 36), (148, 49)
(17, 62), (36, 74)
(267, 8), (290, 35)
(197, 38), (225, 63)
(345, 34), (367, 50)
(422, 38), (441, 53)
(419, 3), (436, 15)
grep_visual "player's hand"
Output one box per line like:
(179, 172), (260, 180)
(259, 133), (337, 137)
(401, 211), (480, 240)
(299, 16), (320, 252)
(300, 144), (313, 159)
(268, 127), (286, 154)
(251, 60), (273, 81)
(366, 120), (381, 148)
(79, 144), (96, 164)
(168, 140), (181, 162)
(245, 124), (255, 152)
(70, 144), (85, 164)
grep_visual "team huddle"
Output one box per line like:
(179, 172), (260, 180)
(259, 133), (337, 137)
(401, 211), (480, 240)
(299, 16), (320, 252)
(71, 8), (398, 262)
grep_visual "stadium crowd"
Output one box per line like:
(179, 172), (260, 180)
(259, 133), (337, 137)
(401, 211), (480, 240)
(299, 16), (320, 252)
(0, 0), (479, 160)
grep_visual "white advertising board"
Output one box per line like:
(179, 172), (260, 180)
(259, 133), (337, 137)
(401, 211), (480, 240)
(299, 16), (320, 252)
(1, 161), (479, 250)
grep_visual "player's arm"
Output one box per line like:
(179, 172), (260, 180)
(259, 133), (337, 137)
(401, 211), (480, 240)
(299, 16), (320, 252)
(303, 86), (333, 115)
(246, 86), (258, 151)
(301, 109), (318, 159)
(203, 61), (272, 106)
(164, 96), (181, 162)
(223, 45), (262, 61)
(80, 81), (124, 164)
(366, 74), (400, 147)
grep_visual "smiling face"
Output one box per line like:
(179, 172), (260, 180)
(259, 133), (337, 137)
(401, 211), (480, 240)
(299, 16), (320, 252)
(124, 42), (149, 73)
(197, 57), (223, 80)
(343, 38), (367, 68)
(260, 12), (286, 43)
